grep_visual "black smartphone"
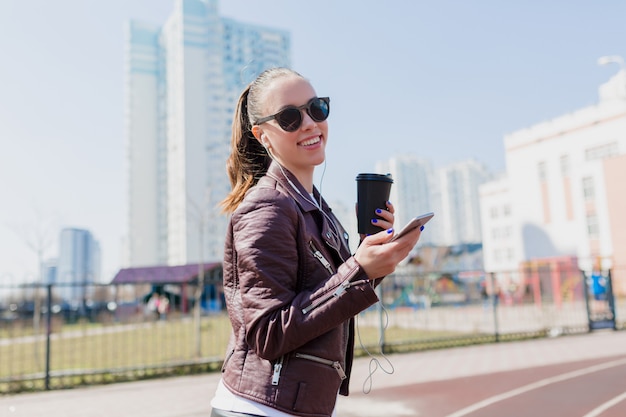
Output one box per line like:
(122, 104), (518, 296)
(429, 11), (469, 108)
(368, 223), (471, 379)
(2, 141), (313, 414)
(390, 212), (434, 242)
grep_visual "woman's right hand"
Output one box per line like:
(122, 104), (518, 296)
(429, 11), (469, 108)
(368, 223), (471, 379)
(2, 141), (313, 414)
(353, 226), (422, 280)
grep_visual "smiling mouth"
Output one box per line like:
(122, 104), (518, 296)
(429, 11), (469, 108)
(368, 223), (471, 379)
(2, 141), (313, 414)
(299, 136), (321, 147)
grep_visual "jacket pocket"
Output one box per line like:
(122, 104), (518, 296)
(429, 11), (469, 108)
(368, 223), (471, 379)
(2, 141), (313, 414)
(294, 352), (347, 381)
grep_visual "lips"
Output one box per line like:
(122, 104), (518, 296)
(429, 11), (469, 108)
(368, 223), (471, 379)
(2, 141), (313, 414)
(298, 136), (321, 147)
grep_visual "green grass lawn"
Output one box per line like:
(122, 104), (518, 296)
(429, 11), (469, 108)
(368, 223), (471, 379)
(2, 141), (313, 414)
(1, 312), (487, 393)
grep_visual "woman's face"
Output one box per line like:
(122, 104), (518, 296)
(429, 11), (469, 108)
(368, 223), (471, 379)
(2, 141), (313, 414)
(253, 75), (328, 183)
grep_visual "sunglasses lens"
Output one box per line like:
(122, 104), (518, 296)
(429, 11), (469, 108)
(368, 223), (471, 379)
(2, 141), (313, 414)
(276, 108), (302, 132)
(309, 98), (330, 122)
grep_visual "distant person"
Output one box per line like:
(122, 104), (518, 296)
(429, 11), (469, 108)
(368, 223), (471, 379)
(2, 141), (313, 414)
(480, 281), (490, 309)
(146, 293), (159, 320)
(157, 294), (169, 321)
(209, 67), (424, 417)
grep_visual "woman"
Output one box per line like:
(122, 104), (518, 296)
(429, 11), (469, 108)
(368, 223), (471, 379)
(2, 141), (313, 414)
(211, 67), (422, 417)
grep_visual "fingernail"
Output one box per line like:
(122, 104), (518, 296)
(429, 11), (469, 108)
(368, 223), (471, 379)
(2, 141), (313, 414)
(420, 225), (425, 231)
(371, 218), (378, 223)
(375, 209), (382, 214)
(387, 201), (391, 205)
(387, 228), (393, 234)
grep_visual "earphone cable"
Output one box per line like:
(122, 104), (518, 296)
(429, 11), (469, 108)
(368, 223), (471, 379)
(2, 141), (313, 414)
(355, 300), (395, 394)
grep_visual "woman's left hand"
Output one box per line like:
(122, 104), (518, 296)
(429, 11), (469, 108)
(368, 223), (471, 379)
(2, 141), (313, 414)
(358, 201), (395, 241)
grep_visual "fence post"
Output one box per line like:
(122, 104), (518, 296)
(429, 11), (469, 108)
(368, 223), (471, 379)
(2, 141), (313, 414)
(607, 269), (617, 330)
(45, 284), (52, 390)
(376, 284), (386, 353)
(490, 272), (500, 342)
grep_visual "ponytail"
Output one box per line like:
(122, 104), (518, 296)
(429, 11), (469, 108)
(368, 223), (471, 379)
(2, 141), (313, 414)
(220, 86), (270, 213)
(221, 67), (304, 213)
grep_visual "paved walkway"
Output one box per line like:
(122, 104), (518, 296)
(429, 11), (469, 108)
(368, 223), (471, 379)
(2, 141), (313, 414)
(0, 330), (624, 417)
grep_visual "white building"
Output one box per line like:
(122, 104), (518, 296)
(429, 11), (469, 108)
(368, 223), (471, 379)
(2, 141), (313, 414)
(479, 175), (517, 273)
(376, 156), (491, 247)
(56, 228), (101, 303)
(125, 0), (290, 268)
(376, 156), (436, 246)
(437, 159), (492, 245)
(480, 65), (626, 294)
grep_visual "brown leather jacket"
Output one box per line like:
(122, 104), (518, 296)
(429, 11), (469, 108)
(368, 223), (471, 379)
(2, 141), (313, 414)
(221, 162), (380, 417)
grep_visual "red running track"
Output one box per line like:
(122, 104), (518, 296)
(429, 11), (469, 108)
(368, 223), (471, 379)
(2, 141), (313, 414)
(340, 354), (626, 417)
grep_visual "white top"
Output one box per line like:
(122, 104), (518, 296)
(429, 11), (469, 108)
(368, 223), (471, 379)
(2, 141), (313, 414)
(211, 379), (337, 417)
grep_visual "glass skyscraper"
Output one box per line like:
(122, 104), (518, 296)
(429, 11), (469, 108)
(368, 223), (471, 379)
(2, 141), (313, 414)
(124, 0), (290, 267)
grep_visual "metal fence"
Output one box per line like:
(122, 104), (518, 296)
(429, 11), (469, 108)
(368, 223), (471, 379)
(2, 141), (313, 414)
(0, 266), (624, 395)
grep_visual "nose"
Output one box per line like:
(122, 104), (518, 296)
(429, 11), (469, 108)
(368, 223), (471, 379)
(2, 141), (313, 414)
(300, 109), (316, 130)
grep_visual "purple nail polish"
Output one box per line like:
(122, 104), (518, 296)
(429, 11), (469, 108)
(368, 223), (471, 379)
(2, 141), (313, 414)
(376, 209), (382, 214)
(420, 225), (425, 231)
(371, 218), (378, 223)
(387, 228), (393, 234)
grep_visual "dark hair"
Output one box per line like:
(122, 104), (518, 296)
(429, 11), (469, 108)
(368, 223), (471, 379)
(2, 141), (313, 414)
(221, 67), (304, 213)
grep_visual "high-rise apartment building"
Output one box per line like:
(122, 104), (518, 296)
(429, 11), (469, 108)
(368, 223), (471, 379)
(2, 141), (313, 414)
(376, 156), (436, 246)
(56, 228), (101, 303)
(480, 65), (626, 294)
(376, 155), (491, 247)
(125, 0), (290, 268)
(437, 159), (492, 245)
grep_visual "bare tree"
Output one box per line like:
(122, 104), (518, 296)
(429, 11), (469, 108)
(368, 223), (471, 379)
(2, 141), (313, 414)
(8, 207), (58, 369)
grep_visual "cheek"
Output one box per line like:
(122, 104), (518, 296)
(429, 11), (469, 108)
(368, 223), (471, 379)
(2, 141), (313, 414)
(320, 122), (329, 138)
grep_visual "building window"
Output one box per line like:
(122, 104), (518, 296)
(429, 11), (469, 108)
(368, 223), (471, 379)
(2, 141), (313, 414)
(560, 155), (570, 176)
(585, 142), (618, 161)
(586, 214), (599, 238)
(538, 161), (547, 181)
(490, 206), (498, 219)
(502, 204), (511, 216)
(539, 161), (551, 223)
(582, 177), (595, 201)
(506, 248), (514, 261)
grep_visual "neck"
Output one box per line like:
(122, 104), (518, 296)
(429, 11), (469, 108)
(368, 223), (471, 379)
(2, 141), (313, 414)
(296, 173), (314, 193)
(277, 162), (315, 193)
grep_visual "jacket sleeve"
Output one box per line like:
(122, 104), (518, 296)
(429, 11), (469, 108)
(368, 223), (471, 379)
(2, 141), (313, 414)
(232, 188), (379, 361)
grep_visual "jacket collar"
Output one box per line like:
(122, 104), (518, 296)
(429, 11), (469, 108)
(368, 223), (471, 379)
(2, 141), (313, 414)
(266, 161), (321, 213)
(265, 162), (349, 254)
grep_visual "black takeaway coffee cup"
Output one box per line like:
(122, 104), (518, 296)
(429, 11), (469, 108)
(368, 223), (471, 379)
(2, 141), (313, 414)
(356, 173), (394, 235)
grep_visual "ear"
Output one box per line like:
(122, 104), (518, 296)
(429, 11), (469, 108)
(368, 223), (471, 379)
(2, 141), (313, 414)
(251, 125), (269, 148)
(251, 125), (263, 141)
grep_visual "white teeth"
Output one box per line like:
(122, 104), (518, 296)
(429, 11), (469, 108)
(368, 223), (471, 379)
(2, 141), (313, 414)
(300, 137), (321, 146)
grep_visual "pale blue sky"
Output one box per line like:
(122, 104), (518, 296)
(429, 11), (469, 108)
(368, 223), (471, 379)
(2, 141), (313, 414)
(1, 0), (624, 283)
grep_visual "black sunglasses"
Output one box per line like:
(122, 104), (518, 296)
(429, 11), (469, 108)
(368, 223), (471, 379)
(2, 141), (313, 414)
(255, 97), (330, 132)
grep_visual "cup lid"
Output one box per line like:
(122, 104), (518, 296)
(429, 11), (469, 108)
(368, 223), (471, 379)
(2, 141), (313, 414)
(355, 173), (393, 183)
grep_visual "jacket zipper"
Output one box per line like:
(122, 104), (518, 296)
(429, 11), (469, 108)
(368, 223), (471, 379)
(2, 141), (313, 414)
(272, 356), (284, 385)
(309, 241), (334, 274)
(301, 278), (356, 314)
(295, 353), (347, 380)
(301, 242), (339, 314)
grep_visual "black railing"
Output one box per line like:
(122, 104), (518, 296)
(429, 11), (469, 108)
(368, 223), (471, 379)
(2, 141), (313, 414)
(0, 267), (623, 395)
